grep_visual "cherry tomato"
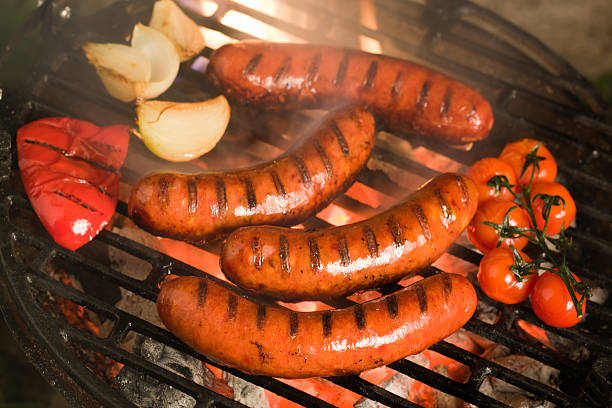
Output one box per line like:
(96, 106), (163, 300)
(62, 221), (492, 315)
(529, 182), (576, 235)
(499, 139), (557, 186)
(478, 247), (536, 304)
(466, 157), (518, 206)
(467, 200), (530, 253)
(530, 271), (586, 328)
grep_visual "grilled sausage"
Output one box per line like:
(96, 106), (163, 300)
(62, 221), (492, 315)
(128, 106), (375, 241)
(157, 273), (477, 378)
(207, 42), (493, 144)
(220, 173), (478, 301)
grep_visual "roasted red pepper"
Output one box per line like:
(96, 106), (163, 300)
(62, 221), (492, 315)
(17, 117), (129, 250)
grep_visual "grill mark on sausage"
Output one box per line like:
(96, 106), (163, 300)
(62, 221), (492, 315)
(227, 293), (237, 321)
(270, 170), (286, 197)
(308, 237), (321, 273)
(455, 175), (471, 205)
(187, 178), (197, 215)
(354, 304), (366, 331)
(363, 61), (378, 89)
(305, 53), (321, 88)
(252, 341), (266, 362)
(337, 236), (350, 267)
(292, 155), (311, 188)
(313, 139), (333, 178)
(333, 53), (350, 87)
(417, 80), (431, 112)
(215, 178), (227, 217)
(242, 53), (262, 77)
(274, 56), (292, 83)
(415, 283), (428, 314)
(391, 71), (403, 98)
(322, 311), (332, 338)
(251, 236), (263, 270)
(414, 205), (431, 241)
(440, 86), (453, 117)
(158, 177), (170, 208)
(197, 279), (207, 307)
(23, 139), (119, 174)
(330, 120), (350, 156)
(442, 273), (453, 300)
(435, 188), (453, 221)
(386, 294), (399, 320)
(289, 311), (299, 338)
(387, 215), (404, 247)
(53, 190), (99, 213)
(256, 304), (267, 330)
(279, 235), (290, 275)
(363, 225), (379, 258)
(244, 177), (257, 211)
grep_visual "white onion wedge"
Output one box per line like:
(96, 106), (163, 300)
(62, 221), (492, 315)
(82, 42), (151, 102)
(149, 0), (206, 61)
(135, 95), (230, 162)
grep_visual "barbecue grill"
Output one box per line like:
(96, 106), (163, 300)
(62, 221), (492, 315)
(1, 0), (611, 407)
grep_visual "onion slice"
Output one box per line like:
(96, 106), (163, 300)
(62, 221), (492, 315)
(135, 95), (230, 162)
(149, 0), (206, 61)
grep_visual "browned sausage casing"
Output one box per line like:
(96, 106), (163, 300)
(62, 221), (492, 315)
(207, 42), (493, 144)
(128, 106), (375, 241)
(221, 173), (478, 301)
(157, 273), (477, 378)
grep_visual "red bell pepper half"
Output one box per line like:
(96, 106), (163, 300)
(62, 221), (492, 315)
(17, 117), (129, 250)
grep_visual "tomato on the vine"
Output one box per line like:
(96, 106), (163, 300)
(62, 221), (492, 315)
(467, 200), (530, 253)
(478, 247), (536, 304)
(466, 157), (517, 205)
(529, 182), (576, 235)
(499, 139), (557, 186)
(531, 271), (586, 328)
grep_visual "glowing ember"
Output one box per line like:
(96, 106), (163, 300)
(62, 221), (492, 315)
(317, 203), (365, 226)
(517, 320), (554, 350)
(411, 146), (465, 174)
(432, 252), (476, 277)
(156, 236), (225, 280)
(345, 182), (392, 209)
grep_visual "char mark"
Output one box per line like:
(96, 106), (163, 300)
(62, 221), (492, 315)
(386, 294), (398, 320)
(274, 56), (292, 83)
(158, 177), (170, 208)
(227, 293), (237, 320)
(354, 304), (366, 331)
(242, 53), (263, 78)
(306, 53), (322, 87)
(330, 120), (350, 157)
(440, 86), (453, 117)
(363, 61), (378, 89)
(279, 235), (290, 275)
(387, 215), (404, 247)
(289, 311), (299, 338)
(333, 53), (350, 87)
(391, 71), (403, 98)
(322, 311), (332, 338)
(417, 80), (431, 111)
(256, 304), (267, 330)
(251, 236), (263, 270)
(434, 189), (453, 221)
(455, 175), (471, 205)
(23, 139), (118, 174)
(252, 341), (266, 362)
(244, 177), (257, 211)
(215, 178), (227, 217)
(197, 279), (208, 307)
(313, 139), (333, 178)
(53, 190), (99, 213)
(414, 205), (431, 241)
(442, 274), (453, 300)
(337, 236), (350, 267)
(415, 283), (428, 314)
(270, 170), (286, 197)
(308, 237), (321, 273)
(363, 225), (379, 257)
(292, 155), (311, 188)
(187, 178), (198, 215)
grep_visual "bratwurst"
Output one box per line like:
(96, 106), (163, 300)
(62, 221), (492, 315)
(221, 173), (478, 301)
(157, 273), (477, 378)
(129, 106), (375, 241)
(207, 42), (493, 144)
